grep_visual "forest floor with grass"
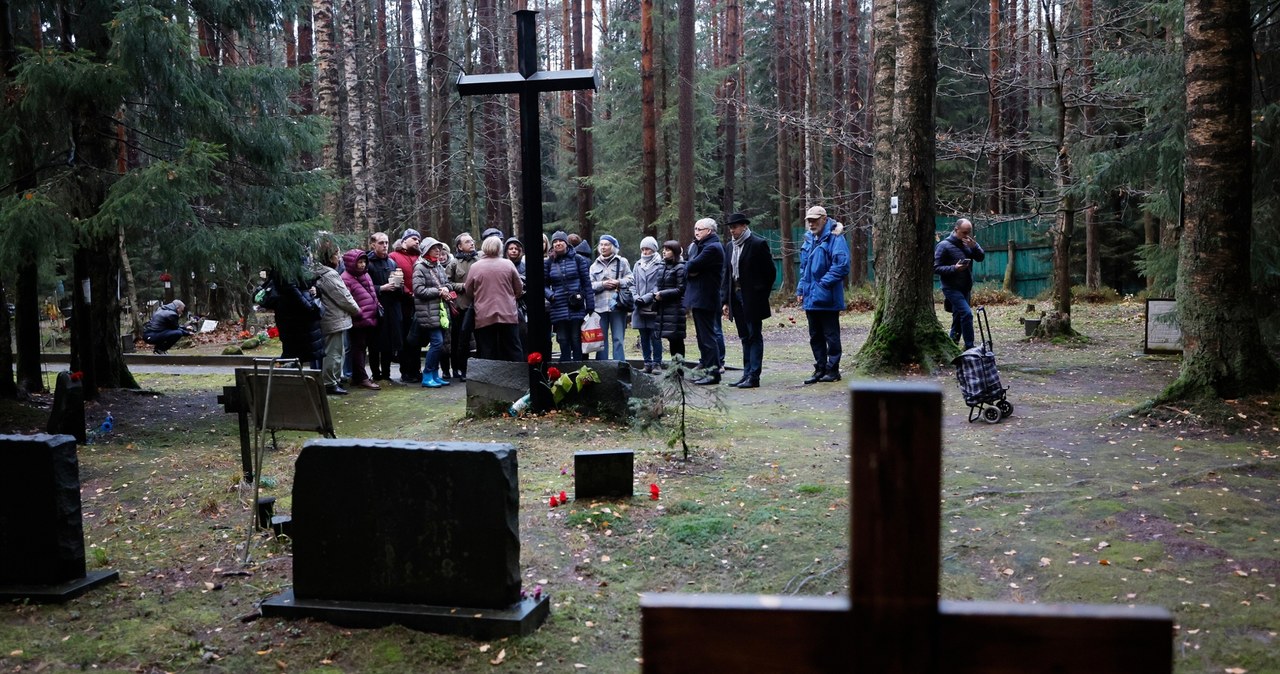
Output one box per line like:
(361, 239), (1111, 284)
(1, 299), (1277, 673)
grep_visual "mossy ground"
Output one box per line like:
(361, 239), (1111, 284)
(2, 299), (1277, 673)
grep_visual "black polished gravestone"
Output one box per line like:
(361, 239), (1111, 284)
(0, 434), (118, 602)
(574, 449), (635, 498)
(46, 371), (87, 444)
(260, 440), (549, 638)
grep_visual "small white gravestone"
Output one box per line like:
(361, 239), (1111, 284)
(1144, 299), (1181, 354)
(200, 319), (219, 333)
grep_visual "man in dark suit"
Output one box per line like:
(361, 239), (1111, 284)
(721, 213), (777, 388)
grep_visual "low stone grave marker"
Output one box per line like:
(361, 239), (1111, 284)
(46, 372), (86, 444)
(0, 434), (118, 602)
(640, 383), (1173, 672)
(574, 449), (635, 498)
(260, 439), (549, 638)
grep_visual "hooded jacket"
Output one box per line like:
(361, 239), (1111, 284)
(311, 260), (361, 335)
(412, 238), (452, 330)
(341, 249), (381, 329)
(144, 302), (184, 339)
(797, 217), (851, 312)
(504, 237), (527, 278)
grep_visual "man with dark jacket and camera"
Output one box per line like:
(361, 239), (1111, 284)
(933, 218), (986, 350)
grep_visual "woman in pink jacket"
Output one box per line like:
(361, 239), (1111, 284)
(341, 249), (383, 390)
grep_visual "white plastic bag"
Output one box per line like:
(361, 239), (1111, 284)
(581, 312), (604, 354)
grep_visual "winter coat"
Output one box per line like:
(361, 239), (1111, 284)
(654, 259), (687, 340)
(143, 302), (183, 339)
(272, 271), (324, 364)
(341, 249), (381, 329)
(684, 233), (725, 311)
(589, 254), (633, 313)
(365, 250), (403, 349)
(389, 248), (419, 297)
(797, 218), (851, 312)
(446, 251), (477, 310)
(722, 230), (777, 323)
(630, 253), (663, 330)
(465, 256), (523, 329)
(545, 248), (594, 323)
(312, 263), (361, 335)
(933, 233), (986, 293)
(412, 241), (452, 330)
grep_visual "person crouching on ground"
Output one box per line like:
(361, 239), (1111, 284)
(143, 299), (192, 355)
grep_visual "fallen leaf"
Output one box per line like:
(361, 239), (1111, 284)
(1224, 668), (1247, 674)
(1234, 570), (1249, 577)
(9, 650), (22, 657)
(256, 649), (272, 655)
(479, 644), (492, 653)
(489, 648), (506, 665)
(571, 636), (580, 644)
(1039, 557), (1051, 567)
(1099, 559), (1111, 566)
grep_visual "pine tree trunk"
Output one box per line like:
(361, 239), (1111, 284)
(401, 0), (427, 231)
(676, 0), (695, 235)
(429, 0), (451, 237)
(1156, 0), (1278, 401)
(478, 0), (512, 233)
(869, 0), (895, 283)
(857, 0), (952, 372)
(640, 0), (658, 234)
(1082, 0), (1101, 290)
(846, 0), (868, 284)
(720, 0), (739, 215)
(1044, 6), (1076, 332)
(775, 0), (795, 291)
(987, 0), (1001, 214)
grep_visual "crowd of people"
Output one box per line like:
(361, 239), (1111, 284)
(147, 204), (861, 394)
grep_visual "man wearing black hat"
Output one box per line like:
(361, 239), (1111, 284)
(721, 213), (776, 388)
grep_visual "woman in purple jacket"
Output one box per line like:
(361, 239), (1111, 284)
(341, 249), (384, 390)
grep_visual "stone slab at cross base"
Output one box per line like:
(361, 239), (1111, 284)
(260, 589), (551, 639)
(574, 449), (635, 498)
(466, 358), (636, 420)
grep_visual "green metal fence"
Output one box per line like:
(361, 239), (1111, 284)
(756, 216), (1052, 298)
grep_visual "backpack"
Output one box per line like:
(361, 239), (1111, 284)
(254, 278), (279, 309)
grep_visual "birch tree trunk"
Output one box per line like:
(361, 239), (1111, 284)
(428, 0), (451, 237)
(315, 0), (341, 220)
(341, 0), (371, 232)
(401, 0), (427, 230)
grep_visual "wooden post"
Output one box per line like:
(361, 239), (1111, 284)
(1003, 239), (1016, 292)
(640, 382), (1173, 673)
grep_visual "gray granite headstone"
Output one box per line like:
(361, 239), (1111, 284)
(261, 439), (548, 637)
(0, 434), (118, 601)
(574, 449), (635, 498)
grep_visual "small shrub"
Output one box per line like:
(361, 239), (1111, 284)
(1071, 284), (1122, 303)
(970, 283), (1022, 306)
(844, 283), (876, 312)
(221, 345), (243, 355)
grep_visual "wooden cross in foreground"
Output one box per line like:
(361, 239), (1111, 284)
(457, 9), (599, 413)
(641, 382), (1173, 673)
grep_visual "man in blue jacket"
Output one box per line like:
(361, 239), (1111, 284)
(686, 217), (726, 384)
(797, 206), (850, 384)
(933, 218), (985, 349)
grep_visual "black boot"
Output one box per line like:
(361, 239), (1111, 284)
(818, 367), (841, 382)
(803, 366), (825, 385)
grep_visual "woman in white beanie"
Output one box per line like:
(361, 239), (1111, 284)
(589, 234), (632, 360)
(630, 236), (664, 372)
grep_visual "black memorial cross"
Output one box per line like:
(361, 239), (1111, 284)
(641, 383), (1174, 673)
(457, 9), (598, 413)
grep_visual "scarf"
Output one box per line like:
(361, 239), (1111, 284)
(731, 227), (752, 281)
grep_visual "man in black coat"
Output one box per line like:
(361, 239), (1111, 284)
(686, 217), (726, 384)
(721, 213), (777, 388)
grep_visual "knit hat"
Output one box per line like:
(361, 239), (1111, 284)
(599, 234), (619, 249)
(640, 236), (659, 253)
(551, 231), (569, 244)
(401, 228), (422, 241)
